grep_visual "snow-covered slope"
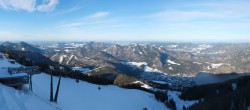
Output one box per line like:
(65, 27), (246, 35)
(167, 90), (197, 110)
(0, 73), (167, 110)
(0, 84), (57, 110)
(0, 52), (167, 110)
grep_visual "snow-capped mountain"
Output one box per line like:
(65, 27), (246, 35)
(43, 42), (250, 76)
(2, 41), (250, 87)
(46, 42), (204, 76)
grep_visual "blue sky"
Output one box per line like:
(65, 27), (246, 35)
(0, 0), (250, 42)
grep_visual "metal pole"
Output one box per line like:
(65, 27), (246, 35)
(29, 75), (33, 91)
(50, 72), (53, 102)
(54, 74), (61, 103)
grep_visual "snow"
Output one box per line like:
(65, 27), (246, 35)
(0, 84), (57, 110)
(193, 62), (202, 65)
(50, 53), (57, 60)
(144, 66), (161, 72)
(132, 48), (135, 51)
(139, 51), (143, 55)
(211, 63), (224, 69)
(0, 52), (167, 110)
(169, 67), (174, 70)
(65, 47), (77, 49)
(167, 59), (180, 65)
(0, 73), (167, 110)
(66, 55), (75, 65)
(0, 53), (22, 68)
(21, 48), (25, 51)
(197, 44), (213, 50)
(123, 62), (147, 67)
(72, 67), (90, 73)
(54, 49), (61, 52)
(232, 83), (237, 91)
(0, 53), (27, 78)
(167, 90), (197, 110)
(59, 55), (67, 64)
(30, 74), (167, 110)
(121, 61), (161, 72)
(133, 81), (159, 91)
(120, 61), (146, 69)
(167, 45), (178, 48)
(207, 63), (230, 70)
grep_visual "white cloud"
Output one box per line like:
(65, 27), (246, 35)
(55, 11), (112, 29)
(86, 11), (110, 20)
(153, 1), (250, 21)
(36, 0), (58, 12)
(154, 10), (249, 21)
(0, 0), (36, 12)
(0, 0), (58, 12)
(154, 11), (219, 20)
(57, 6), (82, 14)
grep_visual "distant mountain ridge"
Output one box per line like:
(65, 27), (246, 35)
(1, 41), (250, 77)
(1, 41), (44, 53)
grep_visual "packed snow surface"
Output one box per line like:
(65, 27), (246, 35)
(0, 52), (167, 110)
(0, 73), (167, 110)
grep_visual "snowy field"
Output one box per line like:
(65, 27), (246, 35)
(0, 73), (167, 110)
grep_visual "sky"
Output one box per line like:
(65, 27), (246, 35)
(0, 0), (250, 42)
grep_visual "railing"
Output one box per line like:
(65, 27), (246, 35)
(8, 66), (40, 75)
(0, 75), (29, 86)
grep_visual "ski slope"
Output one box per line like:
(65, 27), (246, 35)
(0, 52), (167, 110)
(0, 73), (167, 110)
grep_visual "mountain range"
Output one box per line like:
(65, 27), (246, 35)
(1, 41), (250, 76)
